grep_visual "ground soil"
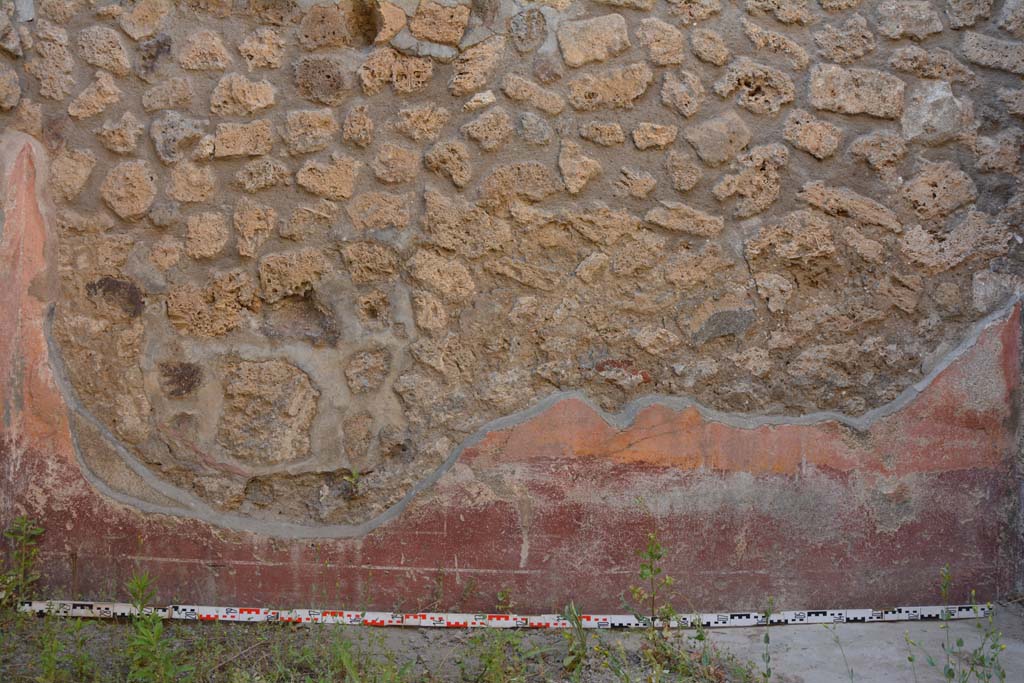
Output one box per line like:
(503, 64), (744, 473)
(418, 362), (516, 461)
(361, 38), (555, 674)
(2, 602), (1023, 682)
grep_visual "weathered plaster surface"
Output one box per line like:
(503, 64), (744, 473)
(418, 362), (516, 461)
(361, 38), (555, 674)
(2, 134), (1022, 609)
(1, 0), (1023, 608)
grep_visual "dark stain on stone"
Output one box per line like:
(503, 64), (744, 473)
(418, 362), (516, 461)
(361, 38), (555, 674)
(85, 276), (145, 318)
(693, 308), (756, 345)
(136, 33), (172, 79)
(249, 0), (301, 26)
(243, 477), (275, 507)
(260, 295), (341, 347)
(159, 362), (203, 398)
(379, 425), (414, 463)
(293, 55), (358, 105)
(42, 114), (68, 152)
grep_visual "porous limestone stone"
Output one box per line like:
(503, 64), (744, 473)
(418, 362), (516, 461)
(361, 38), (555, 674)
(901, 81), (973, 146)
(557, 14), (631, 68)
(101, 160), (157, 220)
(186, 212), (229, 259)
(809, 64), (905, 119)
(297, 154), (361, 200)
(684, 111), (752, 166)
(783, 109), (842, 159)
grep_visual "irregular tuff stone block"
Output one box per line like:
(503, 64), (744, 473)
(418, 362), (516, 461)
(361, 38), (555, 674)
(100, 160), (156, 220)
(714, 57), (795, 115)
(76, 26), (131, 76)
(876, 0), (943, 40)
(409, 0), (470, 46)
(683, 111), (752, 166)
(296, 154), (361, 199)
(645, 201), (724, 237)
(809, 64), (905, 119)
(568, 63), (653, 111)
(636, 17), (685, 66)
(961, 31), (1024, 75)
(213, 120), (274, 158)
(557, 14), (630, 68)
(783, 109), (842, 159)
(901, 81), (973, 146)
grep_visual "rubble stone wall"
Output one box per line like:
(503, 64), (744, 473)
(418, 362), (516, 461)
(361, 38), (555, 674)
(1, 0), (1024, 604)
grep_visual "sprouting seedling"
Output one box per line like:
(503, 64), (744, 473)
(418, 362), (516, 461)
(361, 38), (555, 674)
(825, 622), (854, 682)
(125, 570), (193, 683)
(630, 531), (676, 628)
(496, 588), (515, 613)
(342, 468), (361, 487)
(340, 468), (372, 500)
(761, 596), (774, 682)
(1, 515), (44, 607)
(561, 601), (589, 678)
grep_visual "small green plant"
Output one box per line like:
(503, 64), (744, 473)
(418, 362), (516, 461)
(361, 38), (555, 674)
(594, 638), (632, 683)
(691, 616), (710, 663)
(629, 531), (677, 628)
(65, 618), (98, 682)
(125, 571), (193, 683)
(26, 610), (96, 683)
(962, 595), (1007, 682)
(456, 628), (550, 683)
(619, 519), (756, 683)
(35, 610), (65, 683)
(825, 623), (855, 682)
(607, 503), (767, 682)
(906, 629), (925, 683)
(904, 565), (1007, 682)
(329, 631), (415, 683)
(626, 528), (680, 681)
(760, 597), (774, 682)
(1, 515), (44, 607)
(941, 564), (962, 681)
(334, 638), (367, 682)
(561, 601), (589, 679)
(495, 587), (515, 613)
(341, 468), (362, 498)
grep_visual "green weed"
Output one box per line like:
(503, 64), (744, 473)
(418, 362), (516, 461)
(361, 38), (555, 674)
(629, 530), (677, 628)
(125, 571), (193, 683)
(495, 588), (515, 614)
(64, 618), (99, 682)
(1, 516), (44, 608)
(825, 623), (854, 682)
(593, 638), (633, 683)
(560, 601), (588, 679)
(329, 631), (415, 683)
(456, 628), (551, 683)
(760, 597), (774, 682)
(904, 565), (1007, 682)
(619, 519), (755, 683)
(34, 612), (63, 683)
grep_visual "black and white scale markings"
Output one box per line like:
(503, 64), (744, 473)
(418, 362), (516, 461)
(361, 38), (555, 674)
(17, 600), (991, 629)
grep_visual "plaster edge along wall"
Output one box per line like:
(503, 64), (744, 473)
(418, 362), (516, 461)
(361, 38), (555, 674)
(1, 132), (1022, 613)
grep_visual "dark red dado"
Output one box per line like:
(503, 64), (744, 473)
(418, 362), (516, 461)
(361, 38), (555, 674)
(2, 138), (1022, 614)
